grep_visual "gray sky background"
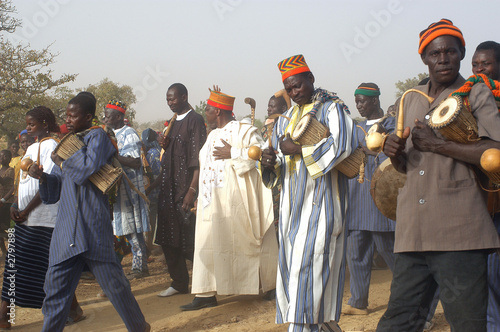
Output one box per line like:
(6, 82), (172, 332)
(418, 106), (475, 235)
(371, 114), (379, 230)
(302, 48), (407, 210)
(7, 0), (499, 123)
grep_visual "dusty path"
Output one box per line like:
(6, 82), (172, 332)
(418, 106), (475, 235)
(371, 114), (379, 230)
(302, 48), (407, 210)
(3, 255), (450, 331)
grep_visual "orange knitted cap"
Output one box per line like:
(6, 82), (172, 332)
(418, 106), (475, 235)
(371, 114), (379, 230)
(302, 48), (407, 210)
(418, 19), (465, 54)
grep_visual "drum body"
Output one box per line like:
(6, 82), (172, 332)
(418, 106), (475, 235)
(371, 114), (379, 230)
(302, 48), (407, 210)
(291, 114), (330, 146)
(370, 159), (407, 220)
(428, 95), (478, 143)
(335, 147), (366, 179)
(55, 133), (122, 194)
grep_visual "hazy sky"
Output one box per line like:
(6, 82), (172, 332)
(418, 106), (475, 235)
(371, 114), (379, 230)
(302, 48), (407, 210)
(6, 0), (499, 123)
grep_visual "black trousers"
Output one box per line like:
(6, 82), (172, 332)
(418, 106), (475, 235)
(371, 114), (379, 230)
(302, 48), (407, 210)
(161, 244), (189, 293)
(377, 250), (488, 332)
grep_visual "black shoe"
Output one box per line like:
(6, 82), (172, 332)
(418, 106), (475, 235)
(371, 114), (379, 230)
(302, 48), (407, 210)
(180, 296), (218, 311)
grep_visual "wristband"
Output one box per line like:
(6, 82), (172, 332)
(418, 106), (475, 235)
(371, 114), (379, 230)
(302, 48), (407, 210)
(0, 198), (6, 204)
(11, 202), (18, 209)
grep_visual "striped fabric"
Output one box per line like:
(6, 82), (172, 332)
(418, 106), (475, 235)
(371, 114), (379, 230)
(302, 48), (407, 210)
(42, 256), (146, 332)
(278, 54), (311, 81)
(262, 98), (357, 325)
(39, 128), (146, 331)
(346, 230), (395, 308)
(345, 117), (396, 309)
(1, 224), (53, 308)
(488, 214), (500, 331)
(113, 125), (150, 236)
(41, 128), (118, 266)
(346, 117), (396, 231)
(418, 18), (465, 54)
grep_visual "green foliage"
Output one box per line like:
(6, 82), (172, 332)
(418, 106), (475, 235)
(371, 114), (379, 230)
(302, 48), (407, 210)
(394, 73), (429, 98)
(78, 78), (137, 124)
(0, 1), (76, 139)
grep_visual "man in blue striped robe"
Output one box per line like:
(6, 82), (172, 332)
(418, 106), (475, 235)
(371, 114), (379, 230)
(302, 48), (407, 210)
(261, 54), (357, 332)
(344, 83), (396, 315)
(33, 93), (149, 332)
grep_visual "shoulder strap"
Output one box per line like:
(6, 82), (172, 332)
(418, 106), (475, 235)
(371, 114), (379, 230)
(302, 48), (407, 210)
(37, 136), (59, 166)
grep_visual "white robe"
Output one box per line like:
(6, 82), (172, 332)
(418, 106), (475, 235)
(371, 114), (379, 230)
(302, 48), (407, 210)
(192, 120), (277, 295)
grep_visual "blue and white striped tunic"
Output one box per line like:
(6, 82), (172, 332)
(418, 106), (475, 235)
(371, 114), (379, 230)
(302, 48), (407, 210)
(113, 125), (150, 236)
(262, 99), (357, 325)
(347, 116), (396, 232)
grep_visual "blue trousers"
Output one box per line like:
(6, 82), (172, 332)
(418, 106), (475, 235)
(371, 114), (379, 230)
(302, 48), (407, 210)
(125, 232), (148, 272)
(377, 250), (488, 332)
(42, 255), (147, 332)
(347, 230), (439, 322)
(347, 230), (396, 308)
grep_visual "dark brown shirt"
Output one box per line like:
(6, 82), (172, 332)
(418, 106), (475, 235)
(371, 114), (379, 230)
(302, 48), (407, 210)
(395, 76), (500, 252)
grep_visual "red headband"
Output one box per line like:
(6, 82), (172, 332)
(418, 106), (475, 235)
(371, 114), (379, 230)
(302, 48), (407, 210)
(106, 104), (126, 114)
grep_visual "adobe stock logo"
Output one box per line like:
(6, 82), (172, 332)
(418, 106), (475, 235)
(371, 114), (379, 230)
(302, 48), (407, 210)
(134, 65), (170, 103)
(340, 0), (403, 63)
(212, 0), (243, 21)
(13, 0), (71, 42)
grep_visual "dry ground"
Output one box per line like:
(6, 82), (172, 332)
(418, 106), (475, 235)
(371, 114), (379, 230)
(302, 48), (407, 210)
(1, 253), (451, 331)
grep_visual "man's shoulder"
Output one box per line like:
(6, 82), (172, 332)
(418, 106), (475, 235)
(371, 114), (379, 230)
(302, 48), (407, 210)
(81, 127), (113, 148)
(119, 126), (141, 143)
(123, 126), (139, 136)
(187, 110), (206, 123)
(84, 127), (107, 139)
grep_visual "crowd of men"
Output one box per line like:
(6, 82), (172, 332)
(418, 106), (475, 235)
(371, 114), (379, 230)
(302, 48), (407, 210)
(1, 18), (499, 332)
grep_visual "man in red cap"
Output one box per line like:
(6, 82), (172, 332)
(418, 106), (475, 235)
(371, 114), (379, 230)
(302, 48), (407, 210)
(378, 19), (500, 331)
(261, 55), (357, 331)
(181, 89), (277, 311)
(104, 100), (150, 280)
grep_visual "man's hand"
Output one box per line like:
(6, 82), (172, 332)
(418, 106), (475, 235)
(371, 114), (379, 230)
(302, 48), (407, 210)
(261, 148), (277, 170)
(213, 140), (231, 160)
(279, 134), (302, 156)
(160, 135), (170, 150)
(383, 127), (410, 159)
(51, 151), (64, 168)
(412, 119), (442, 152)
(117, 155), (141, 170)
(182, 188), (196, 211)
(10, 206), (26, 223)
(28, 163), (45, 180)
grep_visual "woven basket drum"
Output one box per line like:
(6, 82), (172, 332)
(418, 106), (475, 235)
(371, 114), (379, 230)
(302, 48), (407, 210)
(335, 147), (366, 179)
(54, 133), (122, 194)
